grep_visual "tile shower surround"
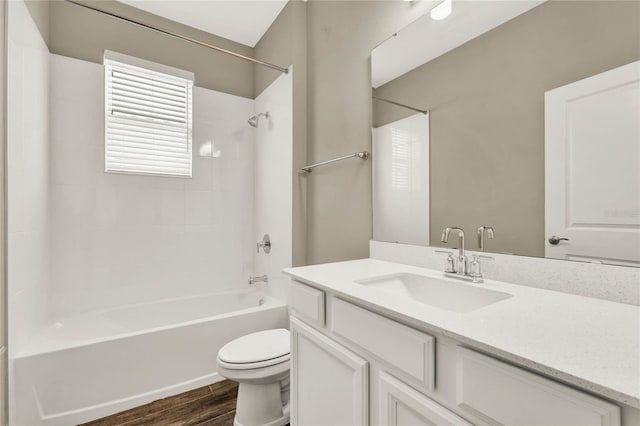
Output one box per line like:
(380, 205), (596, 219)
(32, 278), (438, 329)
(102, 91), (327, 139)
(48, 54), (257, 317)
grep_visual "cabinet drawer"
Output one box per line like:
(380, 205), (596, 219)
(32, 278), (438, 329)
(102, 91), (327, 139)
(290, 281), (325, 326)
(331, 298), (435, 390)
(456, 347), (620, 426)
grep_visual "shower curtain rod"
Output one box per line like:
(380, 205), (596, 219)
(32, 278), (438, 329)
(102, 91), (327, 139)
(373, 96), (428, 115)
(64, 0), (289, 74)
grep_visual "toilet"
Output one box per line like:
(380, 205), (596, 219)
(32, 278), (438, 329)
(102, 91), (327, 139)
(217, 329), (290, 426)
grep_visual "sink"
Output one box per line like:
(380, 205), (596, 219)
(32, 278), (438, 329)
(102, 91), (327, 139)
(354, 273), (512, 313)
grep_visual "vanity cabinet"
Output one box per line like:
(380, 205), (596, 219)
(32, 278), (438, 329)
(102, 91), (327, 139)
(290, 317), (369, 426)
(289, 280), (629, 426)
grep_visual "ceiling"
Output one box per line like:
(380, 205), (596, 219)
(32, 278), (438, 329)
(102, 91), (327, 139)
(118, 0), (289, 47)
(372, 0), (545, 88)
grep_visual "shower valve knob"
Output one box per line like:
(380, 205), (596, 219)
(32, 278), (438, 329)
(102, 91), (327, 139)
(257, 234), (271, 254)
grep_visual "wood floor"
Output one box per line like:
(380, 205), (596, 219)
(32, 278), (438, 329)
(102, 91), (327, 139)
(81, 380), (239, 426)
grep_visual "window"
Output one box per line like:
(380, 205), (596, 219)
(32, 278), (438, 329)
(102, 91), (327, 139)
(391, 125), (423, 191)
(104, 51), (194, 177)
(391, 126), (411, 190)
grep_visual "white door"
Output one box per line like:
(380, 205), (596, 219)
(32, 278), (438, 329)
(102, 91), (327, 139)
(545, 61), (640, 266)
(379, 372), (471, 426)
(290, 317), (369, 426)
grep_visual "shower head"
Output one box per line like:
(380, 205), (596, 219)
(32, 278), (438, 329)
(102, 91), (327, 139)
(248, 112), (269, 128)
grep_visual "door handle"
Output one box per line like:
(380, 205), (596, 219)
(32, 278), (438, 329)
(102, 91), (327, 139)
(548, 236), (569, 245)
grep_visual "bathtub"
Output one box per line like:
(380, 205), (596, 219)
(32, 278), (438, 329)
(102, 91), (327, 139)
(13, 290), (288, 425)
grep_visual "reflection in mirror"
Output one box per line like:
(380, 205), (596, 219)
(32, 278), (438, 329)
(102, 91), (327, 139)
(373, 112), (430, 246)
(371, 0), (640, 266)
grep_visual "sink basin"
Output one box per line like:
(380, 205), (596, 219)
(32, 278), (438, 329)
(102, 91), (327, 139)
(354, 273), (512, 313)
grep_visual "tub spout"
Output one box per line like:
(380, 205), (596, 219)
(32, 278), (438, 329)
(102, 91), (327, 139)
(249, 275), (268, 285)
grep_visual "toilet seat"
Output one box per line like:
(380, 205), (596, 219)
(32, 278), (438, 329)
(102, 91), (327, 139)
(217, 353), (290, 370)
(218, 328), (290, 370)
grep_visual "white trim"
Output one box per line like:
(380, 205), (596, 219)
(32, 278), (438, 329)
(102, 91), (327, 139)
(0, 2), (7, 424)
(104, 50), (194, 81)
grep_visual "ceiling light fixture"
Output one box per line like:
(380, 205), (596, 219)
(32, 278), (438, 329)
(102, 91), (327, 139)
(430, 0), (452, 20)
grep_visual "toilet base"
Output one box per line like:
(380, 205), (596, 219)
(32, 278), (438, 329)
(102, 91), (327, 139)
(232, 381), (290, 426)
(233, 412), (289, 426)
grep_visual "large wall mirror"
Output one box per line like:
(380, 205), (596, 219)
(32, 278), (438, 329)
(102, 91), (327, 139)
(371, 0), (640, 266)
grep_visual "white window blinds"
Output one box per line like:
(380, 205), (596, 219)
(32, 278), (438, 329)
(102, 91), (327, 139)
(105, 54), (193, 177)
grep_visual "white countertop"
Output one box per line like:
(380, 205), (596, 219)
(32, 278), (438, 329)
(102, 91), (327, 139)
(283, 259), (640, 408)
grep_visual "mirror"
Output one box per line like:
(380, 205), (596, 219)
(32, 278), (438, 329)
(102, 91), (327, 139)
(371, 0), (640, 266)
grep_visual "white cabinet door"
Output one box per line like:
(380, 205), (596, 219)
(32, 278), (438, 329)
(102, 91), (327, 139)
(545, 60), (640, 266)
(379, 372), (472, 426)
(291, 316), (369, 426)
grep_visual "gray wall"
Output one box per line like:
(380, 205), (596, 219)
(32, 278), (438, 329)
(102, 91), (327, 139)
(49, 0), (255, 98)
(306, 0), (430, 264)
(373, 1), (640, 257)
(254, 1), (297, 98)
(24, 0), (49, 46)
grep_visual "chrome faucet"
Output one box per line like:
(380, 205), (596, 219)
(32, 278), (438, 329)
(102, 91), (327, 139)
(439, 227), (492, 283)
(441, 227), (466, 275)
(249, 275), (268, 285)
(477, 225), (495, 252)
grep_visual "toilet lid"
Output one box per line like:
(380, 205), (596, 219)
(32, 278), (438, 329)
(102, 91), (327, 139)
(218, 328), (290, 365)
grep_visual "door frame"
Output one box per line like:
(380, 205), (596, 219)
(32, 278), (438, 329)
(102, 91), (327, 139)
(0, 0), (8, 423)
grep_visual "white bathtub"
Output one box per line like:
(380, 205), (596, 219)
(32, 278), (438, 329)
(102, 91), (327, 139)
(13, 290), (288, 425)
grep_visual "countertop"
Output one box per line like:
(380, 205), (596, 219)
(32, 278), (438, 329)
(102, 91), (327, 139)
(283, 259), (640, 408)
